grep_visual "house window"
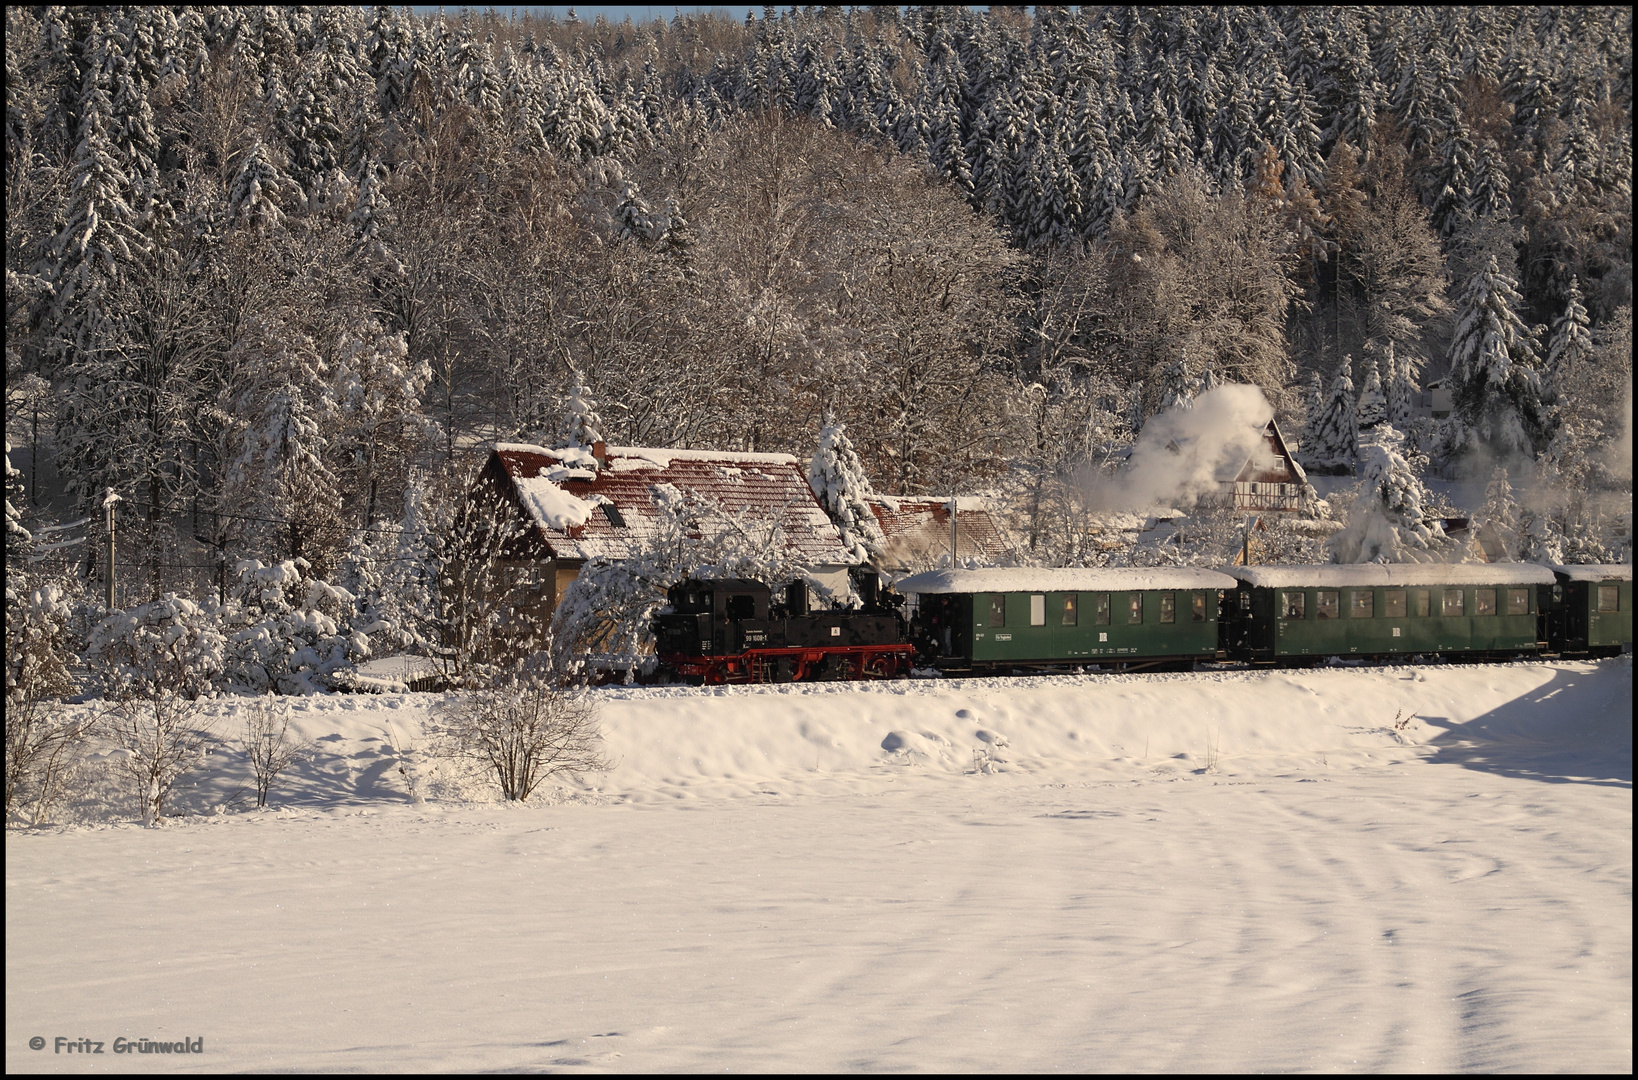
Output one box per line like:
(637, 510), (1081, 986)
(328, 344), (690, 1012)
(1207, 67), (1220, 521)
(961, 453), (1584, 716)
(988, 595), (1006, 627)
(1282, 591), (1306, 619)
(1095, 594), (1111, 625)
(1316, 591), (1339, 620)
(1030, 594), (1046, 626)
(600, 503), (627, 528)
(1384, 590), (1407, 618)
(1507, 589), (1530, 615)
(1475, 588), (1497, 616)
(1127, 594), (1143, 624)
(1191, 592), (1207, 622)
(1597, 585), (1620, 612)
(1159, 594), (1176, 623)
(1351, 590), (1374, 618)
(1061, 595), (1078, 626)
(1442, 588), (1464, 616)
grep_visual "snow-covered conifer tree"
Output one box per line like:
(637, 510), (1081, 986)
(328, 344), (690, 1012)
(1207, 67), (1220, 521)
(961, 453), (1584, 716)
(1475, 466), (1521, 561)
(1325, 438), (1447, 563)
(1302, 361), (1359, 473)
(1447, 254), (1547, 459)
(552, 380), (604, 451)
(808, 411), (886, 564)
(1383, 343), (1416, 429)
(1544, 276), (1593, 405)
(1155, 357), (1197, 413)
(1356, 356), (1387, 429)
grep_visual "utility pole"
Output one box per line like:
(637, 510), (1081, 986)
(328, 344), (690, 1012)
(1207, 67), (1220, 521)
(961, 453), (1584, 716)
(948, 489), (959, 565)
(103, 488), (122, 609)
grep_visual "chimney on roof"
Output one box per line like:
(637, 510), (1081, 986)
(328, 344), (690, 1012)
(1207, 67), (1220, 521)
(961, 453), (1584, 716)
(591, 440), (607, 468)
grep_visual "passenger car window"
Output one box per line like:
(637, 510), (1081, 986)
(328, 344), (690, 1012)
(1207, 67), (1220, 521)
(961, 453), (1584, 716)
(1316, 591), (1339, 619)
(1475, 588), (1496, 615)
(1095, 594), (1111, 625)
(989, 595), (1006, 627)
(1384, 589), (1407, 618)
(1598, 585), (1620, 612)
(1159, 594), (1176, 624)
(1413, 589), (1430, 617)
(1191, 592), (1207, 622)
(1030, 594), (1046, 626)
(1127, 594), (1143, 624)
(1442, 588), (1464, 616)
(1351, 590), (1374, 618)
(1061, 595), (1078, 626)
(1282, 591), (1306, 619)
(1506, 589), (1529, 615)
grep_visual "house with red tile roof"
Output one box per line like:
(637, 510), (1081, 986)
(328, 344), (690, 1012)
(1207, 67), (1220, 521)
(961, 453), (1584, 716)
(465, 441), (864, 625)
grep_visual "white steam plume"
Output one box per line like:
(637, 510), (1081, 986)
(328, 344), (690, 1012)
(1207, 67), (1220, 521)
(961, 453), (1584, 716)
(1087, 385), (1278, 512)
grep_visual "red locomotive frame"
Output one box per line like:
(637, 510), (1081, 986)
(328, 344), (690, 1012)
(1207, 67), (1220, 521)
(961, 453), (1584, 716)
(660, 643), (915, 684)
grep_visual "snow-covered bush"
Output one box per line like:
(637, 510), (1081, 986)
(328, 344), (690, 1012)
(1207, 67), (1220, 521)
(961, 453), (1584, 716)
(239, 697), (313, 808)
(86, 593), (227, 700)
(101, 690), (222, 826)
(221, 559), (369, 694)
(427, 661), (609, 802)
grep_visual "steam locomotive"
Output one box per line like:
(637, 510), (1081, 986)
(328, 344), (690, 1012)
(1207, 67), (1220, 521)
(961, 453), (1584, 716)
(651, 563), (1632, 684)
(653, 576), (914, 684)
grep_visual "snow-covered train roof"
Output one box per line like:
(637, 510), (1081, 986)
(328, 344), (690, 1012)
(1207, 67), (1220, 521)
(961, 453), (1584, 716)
(1225, 563), (1558, 589)
(1549, 564), (1633, 583)
(894, 567), (1239, 595)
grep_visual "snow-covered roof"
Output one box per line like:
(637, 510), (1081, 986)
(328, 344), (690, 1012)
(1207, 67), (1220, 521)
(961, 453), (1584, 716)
(866, 495), (1012, 569)
(895, 567), (1239, 595)
(1225, 563), (1558, 589)
(488, 444), (856, 567)
(1549, 564), (1633, 583)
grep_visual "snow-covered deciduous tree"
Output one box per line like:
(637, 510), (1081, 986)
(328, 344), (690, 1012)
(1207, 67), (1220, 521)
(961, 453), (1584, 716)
(1300, 360), (1359, 473)
(1325, 438), (1448, 563)
(1356, 356), (1387, 429)
(808, 411), (885, 564)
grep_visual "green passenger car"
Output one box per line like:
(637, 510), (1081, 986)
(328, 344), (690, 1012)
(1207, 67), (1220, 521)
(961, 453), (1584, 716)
(899, 567), (1238, 673)
(1548, 565), (1633, 656)
(1222, 564), (1556, 663)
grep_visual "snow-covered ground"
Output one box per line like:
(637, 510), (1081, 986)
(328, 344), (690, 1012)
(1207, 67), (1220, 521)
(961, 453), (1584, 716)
(7, 660), (1631, 1072)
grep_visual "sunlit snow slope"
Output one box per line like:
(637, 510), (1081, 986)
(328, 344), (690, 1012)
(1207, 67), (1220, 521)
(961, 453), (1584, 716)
(6, 659), (1631, 1072)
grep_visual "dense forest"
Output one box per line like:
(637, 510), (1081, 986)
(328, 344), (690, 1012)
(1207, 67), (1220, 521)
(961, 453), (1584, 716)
(4, 6), (1632, 682)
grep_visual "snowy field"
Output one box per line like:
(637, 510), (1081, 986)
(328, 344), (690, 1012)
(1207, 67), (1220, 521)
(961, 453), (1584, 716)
(7, 659), (1632, 1073)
